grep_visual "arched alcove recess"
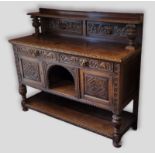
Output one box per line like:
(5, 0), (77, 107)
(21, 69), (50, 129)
(47, 65), (75, 96)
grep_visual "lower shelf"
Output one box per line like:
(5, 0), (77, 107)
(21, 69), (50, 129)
(25, 92), (135, 139)
(50, 80), (75, 97)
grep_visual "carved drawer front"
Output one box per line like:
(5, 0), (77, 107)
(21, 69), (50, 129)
(80, 69), (113, 109)
(19, 57), (44, 88)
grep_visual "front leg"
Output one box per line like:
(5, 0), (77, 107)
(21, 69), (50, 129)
(112, 113), (121, 147)
(132, 94), (139, 130)
(19, 84), (28, 111)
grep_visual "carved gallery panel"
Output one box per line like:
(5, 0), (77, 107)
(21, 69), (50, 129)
(21, 59), (41, 82)
(87, 21), (127, 37)
(49, 18), (83, 35)
(84, 74), (109, 100)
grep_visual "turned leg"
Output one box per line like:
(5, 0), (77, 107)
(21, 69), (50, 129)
(19, 84), (28, 111)
(112, 113), (122, 147)
(132, 94), (139, 130)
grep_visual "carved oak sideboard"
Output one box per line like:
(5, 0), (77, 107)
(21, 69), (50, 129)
(9, 8), (143, 147)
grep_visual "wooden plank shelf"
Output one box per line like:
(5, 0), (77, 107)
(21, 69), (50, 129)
(49, 81), (75, 97)
(25, 92), (135, 139)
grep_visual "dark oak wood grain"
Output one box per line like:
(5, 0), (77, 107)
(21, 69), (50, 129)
(26, 92), (135, 139)
(9, 8), (143, 148)
(10, 35), (141, 63)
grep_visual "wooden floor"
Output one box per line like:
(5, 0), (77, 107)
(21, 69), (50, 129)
(25, 92), (135, 139)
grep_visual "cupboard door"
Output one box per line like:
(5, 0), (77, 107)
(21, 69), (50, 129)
(80, 69), (113, 109)
(19, 56), (44, 89)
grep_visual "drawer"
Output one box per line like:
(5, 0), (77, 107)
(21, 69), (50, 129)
(13, 45), (114, 73)
(80, 69), (113, 110)
(59, 53), (114, 72)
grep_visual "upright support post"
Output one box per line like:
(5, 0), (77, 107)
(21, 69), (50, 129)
(112, 113), (122, 147)
(32, 16), (41, 37)
(19, 84), (28, 111)
(132, 94), (139, 130)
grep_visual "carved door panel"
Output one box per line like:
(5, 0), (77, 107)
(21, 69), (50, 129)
(80, 69), (113, 109)
(19, 56), (44, 89)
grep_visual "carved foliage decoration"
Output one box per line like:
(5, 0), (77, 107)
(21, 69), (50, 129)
(14, 45), (113, 72)
(87, 21), (127, 37)
(21, 59), (41, 82)
(113, 63), (121, 112)
(49, 18), (83, 34)
(41, 50), (57, 60)
(14, 44), (114, 87)
(89, 59), (113, 72)
(59, 54), (113, 72)
(13, 45), (57, 61)
(13, 45), (40, 57)
(59, 54), (79, 65)
(84, 74), (109, 100)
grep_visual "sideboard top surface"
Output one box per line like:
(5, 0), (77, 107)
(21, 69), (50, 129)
(9, 35), (141, 62)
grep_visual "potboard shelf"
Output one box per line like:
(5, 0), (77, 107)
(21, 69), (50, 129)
(49, 80), (75, 97)
(25, 92), (135, 139)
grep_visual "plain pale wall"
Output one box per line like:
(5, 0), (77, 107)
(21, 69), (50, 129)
(0, 1), (154, 153)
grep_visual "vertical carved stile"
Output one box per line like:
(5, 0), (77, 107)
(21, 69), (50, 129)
(125, 24), (137, 51)
(113, 63), (121, 113)
(13, 46), (22, 83)
(112, 63), (122, 147)
(83, 20), (86, 36)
